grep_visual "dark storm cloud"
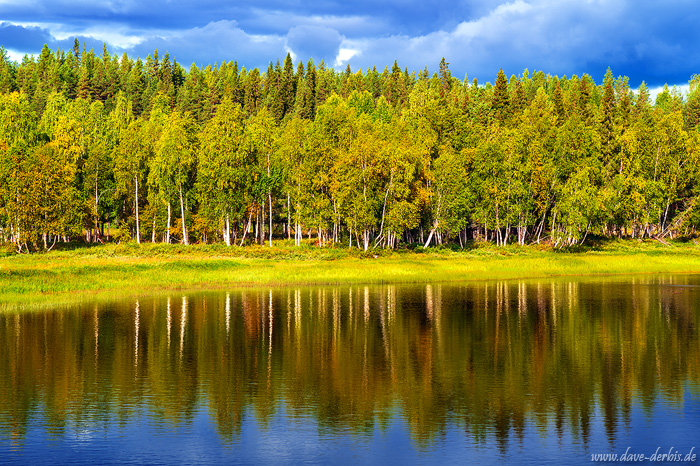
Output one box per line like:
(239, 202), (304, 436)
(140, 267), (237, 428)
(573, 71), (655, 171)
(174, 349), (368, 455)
(0, 0), (490, 36)
(0, 0), (698, 87)
(0, 22), (109, 60)
(0, 22), (53, 53)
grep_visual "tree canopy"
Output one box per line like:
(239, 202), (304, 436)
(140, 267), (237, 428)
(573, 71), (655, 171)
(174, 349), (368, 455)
(1, 43), (700, 251)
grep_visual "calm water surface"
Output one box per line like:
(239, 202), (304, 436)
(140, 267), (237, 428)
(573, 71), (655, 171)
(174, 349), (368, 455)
(2, 276), (700, 465)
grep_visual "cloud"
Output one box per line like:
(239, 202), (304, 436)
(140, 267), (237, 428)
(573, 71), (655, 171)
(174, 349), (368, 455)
(0, 20), (286, 69)
(0, 0), (499, 41)
(341, 0), (700, 86)
(285, 25), (342, 64)
(0, 21), (110, 60)
(334, 48), (359, 68)
(244, 9), (385, 38)
(0, 22), (52, 53)
(0, 0), (699, 88)
(131, 21), (287, 68)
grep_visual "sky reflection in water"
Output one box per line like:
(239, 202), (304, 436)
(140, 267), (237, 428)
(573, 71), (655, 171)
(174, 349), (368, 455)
(1, 276), (700, 465)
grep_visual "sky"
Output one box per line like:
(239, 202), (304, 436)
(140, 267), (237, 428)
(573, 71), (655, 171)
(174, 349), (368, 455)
(0, 0), (699, 89)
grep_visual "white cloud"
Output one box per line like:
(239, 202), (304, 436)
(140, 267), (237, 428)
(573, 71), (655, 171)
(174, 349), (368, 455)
(645, 84), (691, 102)
(4, 48), (27, 61)
(60, 25), (143, 48)
(334, 47), (358, 68)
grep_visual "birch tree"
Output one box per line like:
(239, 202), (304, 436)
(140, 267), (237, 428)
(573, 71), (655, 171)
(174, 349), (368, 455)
(197, 98), (249, 245)
(154, 111), (197, 245)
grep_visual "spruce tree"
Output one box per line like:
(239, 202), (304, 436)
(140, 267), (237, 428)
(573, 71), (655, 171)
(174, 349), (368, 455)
(684, 75), (700, 130)
(491, 69), (510, 124)
(438, 57), (452, 97)
(304, 59), (317, 119)
(244, 67), (261, 115)
(280, 53), (295, 117)
(599, 68), (616, 161)
(511, 77), (525, 115)
(577, 74), (593, 124)
(0, 48), (16, 93)
(552, 78), (565, 125)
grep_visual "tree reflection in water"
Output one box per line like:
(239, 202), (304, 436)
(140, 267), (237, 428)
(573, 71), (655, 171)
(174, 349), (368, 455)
(1, 276), (699, 453)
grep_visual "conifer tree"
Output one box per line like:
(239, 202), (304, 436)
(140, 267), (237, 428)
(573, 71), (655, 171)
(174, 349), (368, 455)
(438, 57), (451, 96)
(552, 78), (565, 125)
(577, 74), (594, 124)
(280, 54), (295, 117)
(244, 67), (261, 115)
(304, 59), (317, 119)
(685, 75), (700, 130)
(491, 69), (510, 124)
(599, 68), (617, 162)
(0, 48), (15, 94)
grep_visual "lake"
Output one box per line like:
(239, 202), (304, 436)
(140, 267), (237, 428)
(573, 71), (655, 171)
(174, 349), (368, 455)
(1, 276), (700, 465)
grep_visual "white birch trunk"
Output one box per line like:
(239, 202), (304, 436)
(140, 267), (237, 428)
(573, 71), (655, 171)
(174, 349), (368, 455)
(179, 184), (188, 245)
(424, 226), (436, 248)
(287, 194), (291, 241)
(261, 201), (265, 246)
(225, 214), (231, 246)
(240, 209), (253, 247)
(166, 203), (171, 244)
(135, 174), (140, 244)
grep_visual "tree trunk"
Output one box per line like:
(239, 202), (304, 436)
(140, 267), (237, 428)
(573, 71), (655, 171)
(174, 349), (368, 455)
(166, 203), (171, 244)
(240, 209), (253, 247)
(261, 200), (265, 246)
(94, 176), (99, 243)
(225, 215), (231, 247)
(287, 194), (291, 241)
(424, 227), (435, 248)
(375, 176), (392, 246)
(179, 184), (188, 245)
(269, 192), (273, 247)
(333, 200), (338, 244)
(135, 174), (140, 244)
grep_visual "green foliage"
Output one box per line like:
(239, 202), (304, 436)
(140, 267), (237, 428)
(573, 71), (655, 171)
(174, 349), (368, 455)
(1, 44), (700, 252)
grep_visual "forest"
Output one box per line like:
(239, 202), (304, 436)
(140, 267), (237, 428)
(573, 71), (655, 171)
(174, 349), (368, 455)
(1, 41), (700, 252)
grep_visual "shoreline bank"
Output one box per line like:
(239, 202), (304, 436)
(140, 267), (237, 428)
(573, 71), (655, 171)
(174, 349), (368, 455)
(2, 240), (700, 309)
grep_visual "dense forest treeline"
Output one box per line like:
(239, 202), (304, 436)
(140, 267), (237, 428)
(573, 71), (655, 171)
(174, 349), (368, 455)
(1, 41), (700, 251)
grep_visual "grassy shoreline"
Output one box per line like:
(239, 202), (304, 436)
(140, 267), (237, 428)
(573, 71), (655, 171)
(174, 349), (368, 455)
(3, 239), (700, 309)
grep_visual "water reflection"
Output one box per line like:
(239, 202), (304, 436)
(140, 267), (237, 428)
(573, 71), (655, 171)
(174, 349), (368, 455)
(1, 277), (700, 457)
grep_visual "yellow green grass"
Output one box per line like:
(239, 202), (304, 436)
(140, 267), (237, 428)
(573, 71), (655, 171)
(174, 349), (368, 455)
(3, 239), (700, 309)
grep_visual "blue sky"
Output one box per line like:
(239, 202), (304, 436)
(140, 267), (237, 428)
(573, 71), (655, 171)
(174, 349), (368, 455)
(0, 0), (699, 88)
